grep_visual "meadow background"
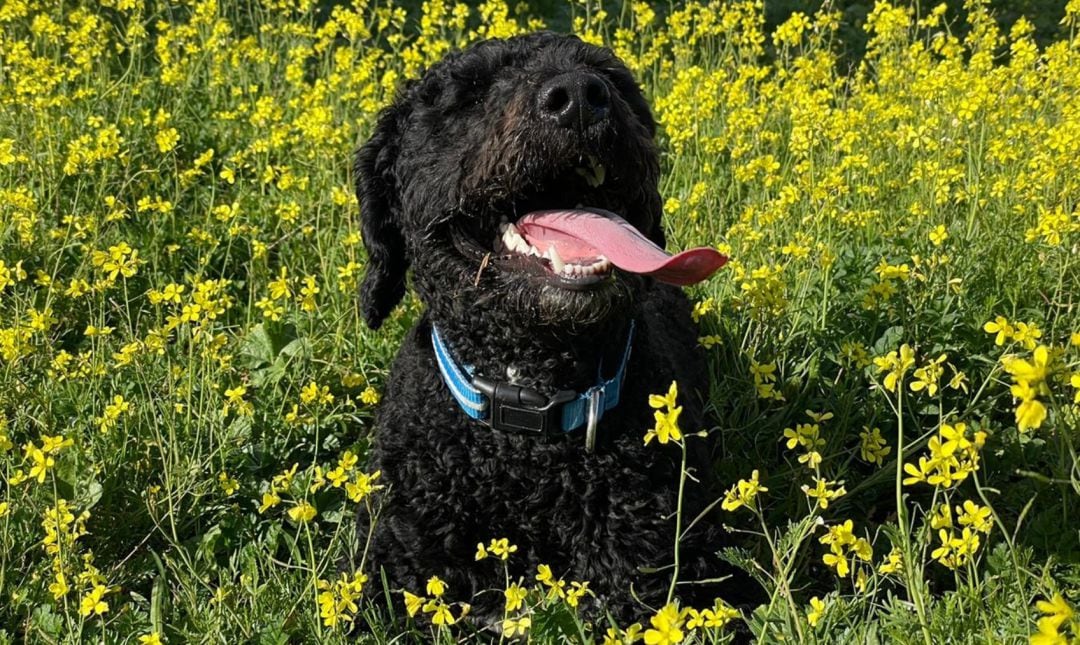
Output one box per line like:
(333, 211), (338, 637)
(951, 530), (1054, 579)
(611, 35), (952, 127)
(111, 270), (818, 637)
(1, 0), (1079, 642)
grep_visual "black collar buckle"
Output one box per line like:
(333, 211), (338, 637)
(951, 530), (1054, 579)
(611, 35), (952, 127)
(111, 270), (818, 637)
(472, 376), (575, 435)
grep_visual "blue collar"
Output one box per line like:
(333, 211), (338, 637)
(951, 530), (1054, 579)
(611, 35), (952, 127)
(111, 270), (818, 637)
(430, 321), (635, 447)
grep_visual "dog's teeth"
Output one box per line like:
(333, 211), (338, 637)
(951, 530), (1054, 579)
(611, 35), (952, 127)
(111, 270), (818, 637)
(500, 230), (515, 252)
(544, 246), (566, 273)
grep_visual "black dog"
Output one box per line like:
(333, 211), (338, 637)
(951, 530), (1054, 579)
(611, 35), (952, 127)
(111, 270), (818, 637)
(355, 32), (744, 626)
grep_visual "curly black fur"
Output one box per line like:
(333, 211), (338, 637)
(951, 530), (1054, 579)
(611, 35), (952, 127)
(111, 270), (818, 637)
(355, 32), (758, 627)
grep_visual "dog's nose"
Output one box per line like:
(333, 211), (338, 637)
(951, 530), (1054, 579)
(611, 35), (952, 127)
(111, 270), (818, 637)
(536, 72), (610, 129)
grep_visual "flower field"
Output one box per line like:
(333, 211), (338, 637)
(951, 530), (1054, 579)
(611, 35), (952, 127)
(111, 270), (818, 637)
(2, 0), (1080, 642)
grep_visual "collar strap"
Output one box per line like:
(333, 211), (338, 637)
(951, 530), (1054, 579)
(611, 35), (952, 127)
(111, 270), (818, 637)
(430, 321), (635, 437)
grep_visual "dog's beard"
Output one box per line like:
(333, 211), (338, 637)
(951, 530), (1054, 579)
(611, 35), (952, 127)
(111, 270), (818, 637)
(416, 240), (638, 331)
(502, 270), (637, 329)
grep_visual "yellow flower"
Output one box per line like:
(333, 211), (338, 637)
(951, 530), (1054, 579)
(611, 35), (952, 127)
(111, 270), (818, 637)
(403, 590), (425, 617)
(536, 564), (554, 585)
(803, 478), (847, 509)
(287, 501), (316, 523)
(931, 504), (953, 530)
(807, 596), (826, 627)
(424, 600), (457, 625)
(910, 354), (947, 396)
(79, 584), (109, 617)
(565, 580), (590, 608)
(932, 529), (959, 568)
(878, 548), (903, 575)
(644, 603), (684, 645)
(138, 633), (164, 645)
(156, 127), (180, 153)
(426, 576), (447, 598)
(504, 583), (527, 612)
(929, 224), (948, 246)
(874, 344), (915, 392)
(1033, 593), (1075, 643)
(604, 623), (644, 644)
(40, 434), (73, 454)
(1016, 397), (1048, 433)
(645, 407), (683, 445)
(360, 386), (381, 405)
(345, 470), (383, 502)
(484, 537), (518, 560)
(28, 446), (55, 484)
(645, 382), (683, 445)
(721, 470), (768, 512)
(49, 571), (69, 600)
(1012, 322), (1043, 350)
(503, 616), (531, 637)
(648, 381), (679, 410)
(956, 500), (993, 534)
(258, 490), (281, 513)
(702, 599), (739, 628)
(218, 472), (238, 495)
(822, 551), (850, 577)
(1002, 345), (1052, 386)
(858, 426), (891, 465)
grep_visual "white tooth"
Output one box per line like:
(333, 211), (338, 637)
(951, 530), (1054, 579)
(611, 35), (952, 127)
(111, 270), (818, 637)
(550, 248), (565, 273)
(544, 246), (565, 273)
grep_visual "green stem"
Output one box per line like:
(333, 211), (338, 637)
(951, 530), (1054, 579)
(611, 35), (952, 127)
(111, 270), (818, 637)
(756, 509), (805, 642)
(894, 389), (933, 645)
(666, 439), (688, 605)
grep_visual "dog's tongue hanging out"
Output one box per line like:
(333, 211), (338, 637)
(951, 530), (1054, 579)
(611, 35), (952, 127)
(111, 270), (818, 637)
(516, 208), (727, 286)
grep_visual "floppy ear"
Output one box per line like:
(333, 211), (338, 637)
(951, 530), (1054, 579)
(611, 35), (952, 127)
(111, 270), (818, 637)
(355, 100), (410, 330)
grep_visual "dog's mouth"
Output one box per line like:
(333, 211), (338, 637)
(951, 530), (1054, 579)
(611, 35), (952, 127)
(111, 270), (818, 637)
(497, 207), (731, 289)
(455, 156), (727, 291)
(494, 208), (614, 289)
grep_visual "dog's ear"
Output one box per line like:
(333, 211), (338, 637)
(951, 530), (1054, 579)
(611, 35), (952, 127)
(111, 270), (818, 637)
(355, 98), (412, 330)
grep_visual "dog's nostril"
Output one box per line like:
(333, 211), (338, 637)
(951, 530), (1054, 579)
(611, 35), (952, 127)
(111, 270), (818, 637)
(542, 86), (570, 115)
(585, 77), (609, 110)
(537, 72), (609, 130)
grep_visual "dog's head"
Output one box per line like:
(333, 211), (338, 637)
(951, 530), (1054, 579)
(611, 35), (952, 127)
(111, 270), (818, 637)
(355, 32), (665, 331)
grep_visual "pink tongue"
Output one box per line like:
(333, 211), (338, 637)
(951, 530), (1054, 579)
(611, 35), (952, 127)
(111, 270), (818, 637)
(515, 209), (727, 286)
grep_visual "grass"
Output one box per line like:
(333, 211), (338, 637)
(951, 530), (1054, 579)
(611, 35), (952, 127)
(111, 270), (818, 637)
(1, 0), (1079, 642)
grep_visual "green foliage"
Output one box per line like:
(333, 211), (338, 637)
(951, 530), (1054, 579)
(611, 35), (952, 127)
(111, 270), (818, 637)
(1, 0), (1079, 642)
